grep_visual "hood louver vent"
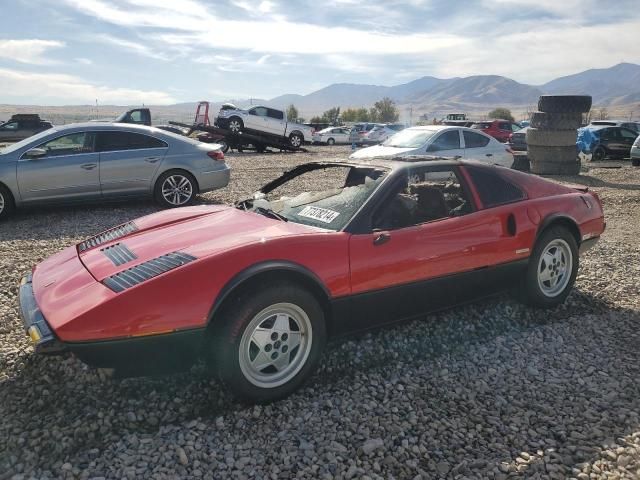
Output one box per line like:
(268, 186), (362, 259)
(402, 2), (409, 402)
(101, 243), (137, 266)
(102, 252), (197, 293)
(79, 222), (138, 252)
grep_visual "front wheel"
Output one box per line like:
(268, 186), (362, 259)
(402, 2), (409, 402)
(154, 171), (197, 208)
(289, 133), (303, 148)
(0, 184), (16, 220)
(518, 226), (578, 308)
(327, 138), (335, 145)
(211, 283), (326, 403)
(228, 117), (243, 134)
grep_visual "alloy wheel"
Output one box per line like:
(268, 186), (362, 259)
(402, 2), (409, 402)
(238, 303), (313, 388)
(229, 120), (241, 133)
(537, 239), (572, 297)
(0, 191), (4, 215)
(161, 175), (193, 206)
(290, 135), (302, 147)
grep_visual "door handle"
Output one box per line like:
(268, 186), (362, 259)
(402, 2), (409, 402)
(144, 157), (160, 163)
(81, 163), (97, 170)
(373, 231), (391, 246)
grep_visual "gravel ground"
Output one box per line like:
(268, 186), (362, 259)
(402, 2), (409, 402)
(1, 145), (640, 479)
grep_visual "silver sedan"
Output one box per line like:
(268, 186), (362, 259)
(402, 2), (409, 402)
(0, 123), (230, 219)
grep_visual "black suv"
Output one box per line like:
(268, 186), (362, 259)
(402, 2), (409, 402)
(0, 114), (53, 143)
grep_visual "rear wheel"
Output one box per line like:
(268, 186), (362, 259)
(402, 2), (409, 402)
(154, 170), (197, 208)
(0, 184), (15, 220)
(210, 283), (326, 403)
(518, 226), (578, 308)
(289, 133), (303, 148)
(327, 138), (335, 145)
(592, 146), (606, 162)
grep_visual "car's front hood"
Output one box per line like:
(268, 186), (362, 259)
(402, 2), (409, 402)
(349, 145), (416, 159)
(78, 205), (320, 281)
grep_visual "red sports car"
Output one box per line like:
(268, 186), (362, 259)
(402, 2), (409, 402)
(20, 159), (605, 402)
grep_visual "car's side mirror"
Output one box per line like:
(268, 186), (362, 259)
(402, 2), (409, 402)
(24, 148), (47, 159)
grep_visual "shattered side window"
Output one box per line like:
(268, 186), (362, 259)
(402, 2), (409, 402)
(257, 166), (388, 230)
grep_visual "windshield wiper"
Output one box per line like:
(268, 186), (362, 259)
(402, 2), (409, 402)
(254, 206), (288, 222)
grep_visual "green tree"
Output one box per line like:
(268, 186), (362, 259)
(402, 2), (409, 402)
(488, 107), (515, 122)
(286, 104), (299, 121)
(321, 106), (341, 124)
(371, 97), (399, 123)
(309, 116), (324, 124)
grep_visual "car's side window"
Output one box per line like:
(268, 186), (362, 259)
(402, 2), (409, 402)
(620, 128), (637, 140)
(249, 107), (268, 117)
(511, 123), (521, 132)
(267, 108), (284, 120)
(466, 166), (526, 208)
(372, 169), (472, 231)
(1, 122), (19, 131)
(428, 130), (461, 151)
(498, 122), (511, 131)
(463, 130), (490, 148)
(96, 132), (167, 152)
(36, 132), (94, 157)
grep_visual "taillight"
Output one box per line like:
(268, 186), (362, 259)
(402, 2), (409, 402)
(207, 150), (224, 161)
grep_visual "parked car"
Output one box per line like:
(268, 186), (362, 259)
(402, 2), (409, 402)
(471, 120), (521, 143)
(364, 124), (405, 144)
(631, 135), (640, 162)
(216, 105), (313, 147)
(0, 114), (53, 143)
(589, 126), (639, 161)
(313, 126), (351, 144)
(589, 120), (640, 134)
(350, 122), (377, 143)
(19, 159), (604, 402)
(349, 126), (514, 168)
(0, 123), (229, 219)
(507, 127), (529, 152)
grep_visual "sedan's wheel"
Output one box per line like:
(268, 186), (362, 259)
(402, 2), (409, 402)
(212, 283), (326, 403)
(217, 139), (229, 153)
(154, 171), (197, 208)
(228, 118), (243, 134)
(0, 184), (15, 220)
(518, 226), (578, 308)
(327, 138), (335, 145)
(289, 133), (303, 148)
(592, 146), (606, 162)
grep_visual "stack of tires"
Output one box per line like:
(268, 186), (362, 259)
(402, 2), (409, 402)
(527, 95), (592, 175)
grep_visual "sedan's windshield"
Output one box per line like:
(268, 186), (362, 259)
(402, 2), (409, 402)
(383, 129), (438, 148)
(0, 128), (58, 155)
(241, 164), (388, 231)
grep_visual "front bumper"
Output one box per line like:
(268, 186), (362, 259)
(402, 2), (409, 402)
(18, 274), (66, 354)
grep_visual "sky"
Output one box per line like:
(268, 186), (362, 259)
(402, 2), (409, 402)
(0, 0), (639, 105)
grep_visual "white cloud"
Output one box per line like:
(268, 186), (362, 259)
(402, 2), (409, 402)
(75, 57), (94, 65)
(0, 39), (65, 65)
(0, 68), (177, 105)
(95, 34), (169, 60)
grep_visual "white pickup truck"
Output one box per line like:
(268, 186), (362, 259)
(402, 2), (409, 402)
(216, 105), (313, 148)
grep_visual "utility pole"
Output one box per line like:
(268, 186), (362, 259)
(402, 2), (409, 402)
(409, 105), (413, 126)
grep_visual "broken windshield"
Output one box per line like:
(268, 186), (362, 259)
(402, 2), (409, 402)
(240, 163), (389, 230)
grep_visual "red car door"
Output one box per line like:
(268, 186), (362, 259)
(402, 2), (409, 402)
(344, 165), (529, 332)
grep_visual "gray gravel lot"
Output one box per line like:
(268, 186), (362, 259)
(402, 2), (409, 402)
(1, 146), (640, 479)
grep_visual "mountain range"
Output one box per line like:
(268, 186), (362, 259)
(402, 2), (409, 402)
(263, 62), (640, 117)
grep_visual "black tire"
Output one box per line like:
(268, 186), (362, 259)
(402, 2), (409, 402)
(255, 143), (266, 153)
(289, 132), (303, 148)
(327, 138), (335, 145)
(528, 145), (577, 163)
(526, 128), (577, 147)
(153, 170), (198, 208)
(537, 95), (592, 114)
(592, 145), (607, 162)
(210, 282), (326, 403)
(0, 184), (15, 220)
(530, 159), (581, 176)
(518, 226), (579, 308)
(511, 155), (530, 172)
(217, 139), (229, 153)
(530, 112), (582, 130)
(228, 117), (243, 135)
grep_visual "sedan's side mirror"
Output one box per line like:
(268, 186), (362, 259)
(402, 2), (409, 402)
(24, 148), (47, 159)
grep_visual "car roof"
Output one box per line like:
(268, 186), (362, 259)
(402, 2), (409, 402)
(41, 122), (170, 134)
